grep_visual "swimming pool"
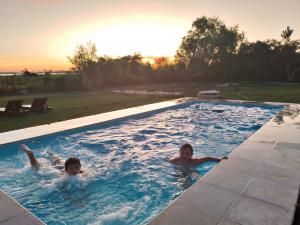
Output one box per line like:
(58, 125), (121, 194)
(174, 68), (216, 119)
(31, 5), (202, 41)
(0, 100), (282, 225)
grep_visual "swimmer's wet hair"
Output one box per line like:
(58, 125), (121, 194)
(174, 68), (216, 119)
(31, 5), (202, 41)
(64, 157), (81, 171)
(180, 143), (193, 155)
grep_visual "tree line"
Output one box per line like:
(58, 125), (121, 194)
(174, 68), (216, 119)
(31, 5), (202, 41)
(175, 17), (300, 82)
(68, 16), (300, 88)
(67, 44), (180, 89)
(2, 15), (299, 96)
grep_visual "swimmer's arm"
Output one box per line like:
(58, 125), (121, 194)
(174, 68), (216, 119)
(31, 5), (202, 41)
(169, 158), (179, 163)
(79, 170), (89, 177)
(194, 156), (228, 164)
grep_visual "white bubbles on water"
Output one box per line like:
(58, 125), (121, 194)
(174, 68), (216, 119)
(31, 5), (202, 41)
(1, 101), (282, 225)
(90, 195), (151, 225)
(92, 205), (134, 225)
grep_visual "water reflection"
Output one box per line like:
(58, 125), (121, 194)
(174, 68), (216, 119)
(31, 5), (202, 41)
(172, 165), (202, 189)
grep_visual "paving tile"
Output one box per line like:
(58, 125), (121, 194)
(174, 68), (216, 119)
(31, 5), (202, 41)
(264, 150), (300, 170)
(237, 139), (275, 151)
(216, 156), (260, 177)
(0, 211), (45, 225)
(276, 141), (300, 150)
(0, 194), (25, 222)
(254, 125), (300, 143)
(148, 197), (218, 225)
(217, 219), (241, 225)
(255, 163), (300, 188)
(265, 105), (300, 128)
(243, 177), (298, 209)
(244, 134), (277, 144)
(274, 141), (300, 162)
(182, 182), (240, 218)
(265, 116), (300, 129)
(229, 140), (275, 162)
(225, 195), (294, 225)
(200, 167), (251, 193)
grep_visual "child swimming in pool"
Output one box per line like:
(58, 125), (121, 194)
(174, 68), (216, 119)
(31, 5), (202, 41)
(20, 144), (83, 176)
(169, 143), (228, 166)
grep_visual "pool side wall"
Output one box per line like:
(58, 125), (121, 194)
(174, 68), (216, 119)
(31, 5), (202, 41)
(149, 102), (300, 225)
(0, 190), (45, 225)
(0, 98), (299, 225)
(0, 98), (194, 147)
(0, 98), (193, 225)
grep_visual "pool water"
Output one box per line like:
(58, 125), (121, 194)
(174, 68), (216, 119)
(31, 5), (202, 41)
(0, 101), (282, 225)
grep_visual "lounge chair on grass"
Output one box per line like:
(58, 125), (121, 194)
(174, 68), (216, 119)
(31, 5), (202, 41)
(0, 100), (28, 116)
(22, 98), (52, 112)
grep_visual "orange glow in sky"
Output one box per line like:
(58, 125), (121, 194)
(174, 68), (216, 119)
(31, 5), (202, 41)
(49, 16), (188, 59)
(0, 0), (299, 72)
(0, 57), (71, 72)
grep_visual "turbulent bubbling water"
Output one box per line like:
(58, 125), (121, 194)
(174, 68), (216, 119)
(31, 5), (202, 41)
(0, 101), (282, 225)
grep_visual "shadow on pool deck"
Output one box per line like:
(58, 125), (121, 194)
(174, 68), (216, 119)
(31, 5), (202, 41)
(293, 193), (300, 225)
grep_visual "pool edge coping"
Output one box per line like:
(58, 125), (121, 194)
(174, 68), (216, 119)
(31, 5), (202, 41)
(0, 97), (194, 146)
(0, 97), (292, 147)
(0, 97), (299, 225)
(0, 190), (46, 225)
(148, 100), (300, 225)
(0, 97), (194, 225)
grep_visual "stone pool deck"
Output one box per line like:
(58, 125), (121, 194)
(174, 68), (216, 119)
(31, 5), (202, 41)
(0, 191), (45, 225)
(0, 98), (190, 225)
(149, 104), (300, 225)
(0, 98), (299, 225)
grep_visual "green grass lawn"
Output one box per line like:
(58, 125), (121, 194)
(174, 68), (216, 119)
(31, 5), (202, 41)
(1, 82), (300, 133)
(0, 91), (173, 133)
(218, 83), (300, 103)
(123, 82), (300, 103)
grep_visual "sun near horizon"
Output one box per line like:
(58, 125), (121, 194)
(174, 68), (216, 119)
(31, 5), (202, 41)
(0, 15), (187, 72)
(0, 0), (300, 72)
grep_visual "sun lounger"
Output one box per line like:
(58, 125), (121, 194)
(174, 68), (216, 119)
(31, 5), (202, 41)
(22, 98), (52, 112)
(0, 100), (28, 115)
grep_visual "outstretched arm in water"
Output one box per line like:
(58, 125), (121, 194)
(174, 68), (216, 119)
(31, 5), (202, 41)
(194, 156), (228, 164)
(20, 144), (40, 169)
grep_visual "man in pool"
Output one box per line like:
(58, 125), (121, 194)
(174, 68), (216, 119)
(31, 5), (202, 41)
(169, 143), (228, 166)
(20, 144), (83, 176)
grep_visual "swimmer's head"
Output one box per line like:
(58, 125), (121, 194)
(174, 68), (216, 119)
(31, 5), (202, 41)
(65, 157), (81, 176)
(179, 143), (193, 161)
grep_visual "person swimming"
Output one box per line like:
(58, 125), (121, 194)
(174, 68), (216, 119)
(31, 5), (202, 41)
(169, 143), (228, 166)
(20, 144), (83, 176)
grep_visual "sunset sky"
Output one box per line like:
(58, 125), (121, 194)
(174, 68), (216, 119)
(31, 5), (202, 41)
(0, 0), (300, 72)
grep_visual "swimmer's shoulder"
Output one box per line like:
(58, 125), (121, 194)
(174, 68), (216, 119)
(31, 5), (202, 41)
(169, 158), (179, 163)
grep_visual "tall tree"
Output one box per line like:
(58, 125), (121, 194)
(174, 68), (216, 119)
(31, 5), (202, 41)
(175, 16), (244, 80)
(68, 41), (98, 72)
(281, 26), (293, 43)
(67, 41), (99, 88)
(279, 27), (300, 82)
